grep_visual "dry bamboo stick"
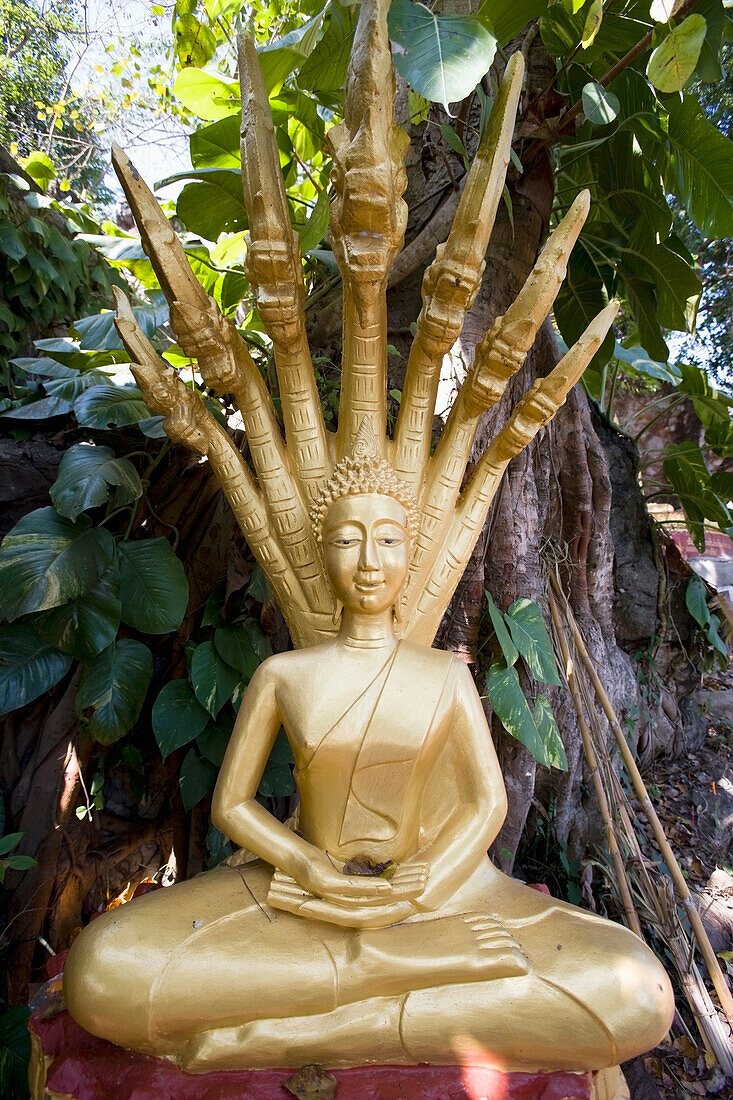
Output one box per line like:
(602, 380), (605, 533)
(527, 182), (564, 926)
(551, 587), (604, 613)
(548, 571), (733, 1026)
(548, 589), (642, 937)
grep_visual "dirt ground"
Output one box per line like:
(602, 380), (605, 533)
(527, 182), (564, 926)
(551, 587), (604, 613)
(623, 667), (733, 1098)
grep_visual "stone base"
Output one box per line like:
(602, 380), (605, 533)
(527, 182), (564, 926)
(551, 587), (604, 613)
(28, 983), (625, 1100)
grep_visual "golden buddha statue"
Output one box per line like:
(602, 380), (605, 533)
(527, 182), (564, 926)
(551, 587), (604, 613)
(64, 431), (673, 1072)
(63, 0), (674, 1079)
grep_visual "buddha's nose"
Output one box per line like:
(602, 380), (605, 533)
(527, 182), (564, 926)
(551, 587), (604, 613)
(359, 535), (380, 571)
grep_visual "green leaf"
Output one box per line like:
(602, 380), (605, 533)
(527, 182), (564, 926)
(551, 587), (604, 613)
(153, 679), (209, 759)
(214, 625), (261, 678)
(296, 186), (330, 254)
(75, 640), (152, 745)
(663, 442), (731, 550)
(620, 226), (701, 334)
(179, 748), (218, 810)
(297, 2), (358, 96)
(191, 640), (240, 717)
(533, 693), (568, 770)
(22, 150), (56, 186)
(483, 0), (546, 46)
(176, 172), (248, 241)
(0, 832), (23, 856)
(554, 247), (614, 371)
(0, 1005), (31, 1100)
(50, 443), (142, 521)
(0, 223), (27, 262)
(74, 384), (151, 429)
(5, 854), (37, 870)
(0, 623), (73, 717)
(486, 663), (551, 767)
(666, 95), (733, 238)
(197, 711), (234, 766)
(695, 0), (725, 83)
(581, 82), (620, 126)
(388, 0), (498, 109)
(175, 13), (217, 67)
(190, 116), (241, 170)
(37, 560), (121, 662)
(710, 471), (733, 501)
(173, 67), (240, 121)
(647, 15), (707, 93)
(581, 0), (603, 49)
(485, 590), (518, 666)
(258, 7), (327, 93)
(118, 538), (189, 634)
(0, 507), (115, 620)
(504, 598), (561, 684)
(685, 575), (711, 628)
(540, 4), (584, 56)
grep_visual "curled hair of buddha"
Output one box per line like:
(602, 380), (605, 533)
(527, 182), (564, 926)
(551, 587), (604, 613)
(311, 419), (418, 545)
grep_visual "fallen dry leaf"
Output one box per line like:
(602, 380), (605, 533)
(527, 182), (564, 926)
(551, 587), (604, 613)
(283, 1063), (338, 1100)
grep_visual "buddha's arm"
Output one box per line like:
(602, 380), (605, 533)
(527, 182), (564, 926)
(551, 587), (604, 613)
(212, 662), (395, 905)
(212, 662), (318, 881)
(410, 662), (507, 913)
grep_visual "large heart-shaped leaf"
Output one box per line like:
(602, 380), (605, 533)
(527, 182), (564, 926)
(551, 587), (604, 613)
(213, 624), (262, 679)
(75, 640), (153, 744)
(485, 663), (551, 768)
(197, 712), (235, 767)
(388, 0), (497, 109)
(50, 443), (142, 522)
(190, 116), (241, 170)
(533, 694), (568, 771)
(0, 624), (73, 717)
(258, 7), (327, 93)
(0, 508), (115, 621)
(153, 679), (210, 760)
(647, 15), (707, 94)
(176, 172), (248, 242)
(504, 599), (561, 685)
(172, 68), (240, 121)
(179, 748), (218, 810)
(74, 384), (151, 429)
(191, 640), (240, 717)
(118, 538), (189, 634)
(37, 560), (121, 662)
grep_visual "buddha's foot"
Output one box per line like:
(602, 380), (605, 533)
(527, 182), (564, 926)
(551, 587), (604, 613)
(352, 911), (529, 999)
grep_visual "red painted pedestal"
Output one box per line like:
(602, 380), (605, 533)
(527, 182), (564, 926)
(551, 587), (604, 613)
(29, 983), (594, 1100)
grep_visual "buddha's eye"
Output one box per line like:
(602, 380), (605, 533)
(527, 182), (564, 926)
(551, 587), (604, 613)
(332, 537), (359, 547)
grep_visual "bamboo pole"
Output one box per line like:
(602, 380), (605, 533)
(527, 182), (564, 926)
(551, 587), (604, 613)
(547, 589), (642, 937)
(548, 572), (733, 1026)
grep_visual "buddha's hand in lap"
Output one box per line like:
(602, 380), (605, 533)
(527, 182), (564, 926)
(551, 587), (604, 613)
(268, 866), (428, 929)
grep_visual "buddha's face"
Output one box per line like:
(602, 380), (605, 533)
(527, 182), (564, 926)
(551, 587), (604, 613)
(322, 493), (410, 615)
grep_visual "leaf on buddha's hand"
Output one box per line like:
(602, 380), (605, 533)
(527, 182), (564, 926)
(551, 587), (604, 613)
(341, 857), (396, 879)
(283, 1064), (338, 1100)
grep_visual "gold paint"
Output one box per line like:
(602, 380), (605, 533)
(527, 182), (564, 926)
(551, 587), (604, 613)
(64, 0), (674, 1075)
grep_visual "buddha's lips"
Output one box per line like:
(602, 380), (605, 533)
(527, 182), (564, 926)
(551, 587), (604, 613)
(355, 578), (385, 591)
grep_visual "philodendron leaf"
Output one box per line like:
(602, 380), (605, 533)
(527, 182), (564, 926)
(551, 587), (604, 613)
(0, 507), (115, 620)
(647, 15), (707, 93)
(388, 0), (497, 109)
(486, 663), (551, 768)
(76, 640), (153, 744)
(533, 693), (568, 771)
(666, 95), (733, 239)
(50, 443), (142, 521)
(0, 624), (73, 717)
(37, 559), (121, 662)
(485, 591), (519, 666)
(179, 748), (218, 811)
(214, 624), (262, 679)
(190, 640), (240, 717)
(153, 679), (210, 760)
(685, 575), (711, 628)
(74, 384), (150, 429)
(581, 82), (620, 126)
(504, 599), (561, 685)
(118, 538), (189, 634)
(197, 712), (234, 767)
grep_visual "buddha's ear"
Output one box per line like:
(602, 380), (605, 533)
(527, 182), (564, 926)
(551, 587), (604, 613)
(332, 599), (344, 628)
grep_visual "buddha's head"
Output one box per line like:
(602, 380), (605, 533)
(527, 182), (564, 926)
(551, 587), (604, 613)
(311, 420), (417, 619)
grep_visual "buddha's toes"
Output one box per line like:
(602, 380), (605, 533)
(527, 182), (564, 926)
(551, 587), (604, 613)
(460, 913), (530, 979)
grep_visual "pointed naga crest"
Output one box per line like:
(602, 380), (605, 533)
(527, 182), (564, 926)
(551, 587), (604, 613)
(112, 0), (618, 650)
